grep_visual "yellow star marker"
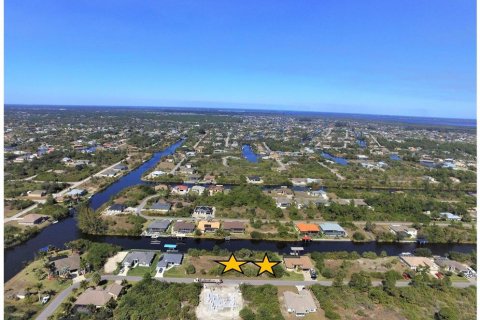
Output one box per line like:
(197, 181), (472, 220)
(254, 254), (280, 276)
(216, 254), (247, 274)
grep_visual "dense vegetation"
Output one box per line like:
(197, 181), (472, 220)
(4, 225), (40, 248)
(65, 239), (120, 271)
(240, 284), (283, 320)
(113, 277), (201, 319)
(195, 184), (283, 219)
(311, 273), (476, 320)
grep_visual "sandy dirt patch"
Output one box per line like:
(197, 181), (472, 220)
(104, 251), (128, 273)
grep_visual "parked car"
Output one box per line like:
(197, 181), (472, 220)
(309, 269), (317, 279)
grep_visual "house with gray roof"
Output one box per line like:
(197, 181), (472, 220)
(156, 253), (184, 271)
(146, 220), (171, 234)
(319, 222), (347, 237)
(122, 251), (156, 267)
(150, 201), (172, 212)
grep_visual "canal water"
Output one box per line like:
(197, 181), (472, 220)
(4, 140), (476, 282)
(242, 144), (260, 163)
(321, 152), (349, 166)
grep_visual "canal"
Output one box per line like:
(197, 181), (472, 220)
(4, 140), (477, 282)
(242, 144), (260, 163)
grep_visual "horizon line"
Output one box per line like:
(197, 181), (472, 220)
(4, 103), (477, 122)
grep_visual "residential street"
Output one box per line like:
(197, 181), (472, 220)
(35, 274), (476, 320)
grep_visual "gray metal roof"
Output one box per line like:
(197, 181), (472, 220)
(123, 251), (155, 265)
(151, 202), (171, 210)
(157, 253), (183, 269)
(319, 222), (346, 233)
(147, 220), (171, 230)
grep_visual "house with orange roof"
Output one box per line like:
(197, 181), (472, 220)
(197, 220), (220, 233)
(295, 223), (320, 234)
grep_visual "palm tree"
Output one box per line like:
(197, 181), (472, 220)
(34, 282), (43, 303)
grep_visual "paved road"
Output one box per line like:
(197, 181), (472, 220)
(318, 161), (346, 180)
(36, 281), (82, 320)
(36, 273), (476, 320)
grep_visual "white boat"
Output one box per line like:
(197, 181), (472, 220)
(52, 220), (59, 224)
(151, 234), (160, 239)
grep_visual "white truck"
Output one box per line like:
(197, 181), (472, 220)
(193, 278), (223, 284)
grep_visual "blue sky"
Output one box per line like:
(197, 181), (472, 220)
(5, 1), (476, 118)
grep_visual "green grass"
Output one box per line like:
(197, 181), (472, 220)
(127, 254), (160, 277)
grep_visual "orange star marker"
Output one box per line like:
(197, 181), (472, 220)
(216, 254), (247, 274)
(254, 254), (280, 276)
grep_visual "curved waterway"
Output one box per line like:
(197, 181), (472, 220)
(4, 139), (476, 282)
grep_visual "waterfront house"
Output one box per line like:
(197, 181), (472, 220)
(146, 220), (171, 234)
(283, 256), (314, 271)
(208, 184), (225, 196)
(191, 185), (206, 195)
(172, 185), (189, 195)
(295, 223), (320, 234)
(122, 251), (156, 268)
(172, 221), (196, 234)
(389, 225), (417, 239)
(106, 203), (127, 215)
(319, 222), (347, 237)
(400, 256), (439, 272)
(434, 257), (471, 275)
(197, 220), (220, 233)
(50, 254), (81, 276)
(246, 176), (263, 184)
(222, 221), (246, 233)
(156, 253), (184, 271)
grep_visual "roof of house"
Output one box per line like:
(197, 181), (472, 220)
(104, 283), (123, 297)
(74, 288), (113, 306)
(157, 253), (184, 269)
(400, 256), (437, 269)
(51, 254), (81, 271)
(108, 203), (126, 211)
(193, 206), (214, 214)
(175, 185), (189, 191)
(296, 223), (320, 232)
(173, 221), (196, 230)
(21, 214), (48, 224)
(150, 202), (172, 210)
(197, 220), (220, 231)
(66, 189), (86, 196)
(319, 222), (346, 233)
(283, 290), (317, 314)
(440, 212), (462, 219)
(147, 220), (171, 230)
(284, 256), (314, 269)
(123, 251), (155, 265)
(222, 221), (246, 230)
